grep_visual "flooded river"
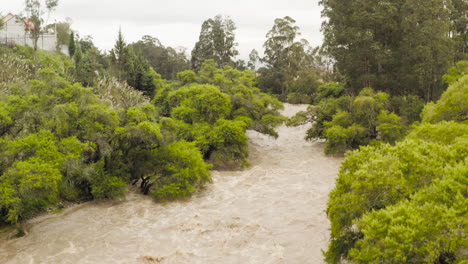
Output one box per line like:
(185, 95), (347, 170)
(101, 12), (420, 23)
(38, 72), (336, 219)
(0, 104), (342, 264)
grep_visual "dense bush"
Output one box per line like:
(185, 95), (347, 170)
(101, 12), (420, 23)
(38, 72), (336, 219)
(350, 162), (467, 263)
(288, 88), (408, 154)
(389, 95), (425, 125)
(325, 121), (468, 263)
(0, 48), (285, 225)
(324, 71), (468, 263)
(151, 141), (211, 201)
(313, 82), (345, 104)
(287, 92), (312, 104)
(154, 60), (284, 167)
(422, 75), (468, 123)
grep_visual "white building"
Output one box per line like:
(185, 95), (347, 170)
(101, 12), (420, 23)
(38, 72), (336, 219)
(0, 13), (57, 51)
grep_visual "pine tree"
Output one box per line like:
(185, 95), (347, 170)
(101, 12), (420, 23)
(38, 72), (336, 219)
(110, 28), (129, 82)
(68, 32), (76, 57)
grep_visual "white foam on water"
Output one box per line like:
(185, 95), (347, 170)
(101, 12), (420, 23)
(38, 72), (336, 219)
(0, 104), (342, 264)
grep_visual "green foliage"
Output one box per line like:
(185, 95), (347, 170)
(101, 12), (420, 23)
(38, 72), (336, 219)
(109, 29), (129, 82)
(390, 95), (426, 125)
(73, 44), (99, 87)
(0, 130), (83, 223)
(191, 15), (239, 70)
(320, 0), (457, 100)
(376, 110), (405, 144)
(349, 162), (467, 263)
(129, 35), (190, 80)
(290, 85), (427, 154)
(0, 34), (286, 226)
(299, 88), (402, 153)
(422, 75), (468, 123)
(153, 62), (283, 167)
(158, 61), (283, 136)
(152, 141), (211, 201)
(442, 60), (468, 85)
(314, 82), (345, 103)
(287, 92), (312, 104)
(325, 116), (468, 263)
(87, 163), (127, 200)
(324, 124), (367, 154)
(69, 32), (76, 57)
(0, 55), (190, 224)
(207, 119), (249, 168)
(285, 110), (309, 127)
(177, 70), (198, 84)
(169, 84), (232, 124)
(406, 121), (468, 146)
(258, 16), (322, 99)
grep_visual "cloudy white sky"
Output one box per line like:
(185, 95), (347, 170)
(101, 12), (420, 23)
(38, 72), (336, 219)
(2, 0), (324, 60)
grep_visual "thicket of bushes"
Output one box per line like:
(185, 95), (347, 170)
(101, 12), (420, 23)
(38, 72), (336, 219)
(287, 61), (467, 155)
(0, 47), (283, 226)
(324, 71), (468, 263)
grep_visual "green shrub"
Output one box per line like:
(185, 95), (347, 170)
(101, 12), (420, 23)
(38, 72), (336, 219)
(324, 124), (368, 154)
(422, 75), (468, 123)
(208, 119), (249, 167)
(377, 110), (405, 144)
(168, 84), (232, 124)
(442, 60), (468, 85)
(287, 92), (312, 104)
(390, 95), (425, 125)
(152, 141), (211, 201)
(177, 70), (198, 84)
(325, 122), (468, 262)
(314, 82), (345, 103)
(349, 162), (467, 263)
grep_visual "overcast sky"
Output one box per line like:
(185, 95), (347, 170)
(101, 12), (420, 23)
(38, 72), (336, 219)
(2, 0), (324, 60)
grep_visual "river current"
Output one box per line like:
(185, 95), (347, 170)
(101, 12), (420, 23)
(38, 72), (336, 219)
(0, 104), (342, 264)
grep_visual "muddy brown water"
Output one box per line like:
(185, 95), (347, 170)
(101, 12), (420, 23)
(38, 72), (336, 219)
(0, 104), (342, 264)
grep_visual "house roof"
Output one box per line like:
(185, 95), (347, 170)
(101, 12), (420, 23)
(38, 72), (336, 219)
(2, 13), (15, 23)
(2, 13), (35, 30)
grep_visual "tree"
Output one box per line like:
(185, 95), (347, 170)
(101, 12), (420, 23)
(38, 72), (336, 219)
(23, 0), (59, 51)
(422, 75), (468, 123)
(320, 0), (456, 100)
(259, 16), (317, 97)
(68, 31), (76, 57)
(191, 15), (239, 70)
(44, 20), (71, 50)
(263, 16), (301, 69)
(399, 0), (454, 101)
(127, 51), (160, 97)
(247, 49), (260, 70)
(109, 28), (129, 82)
(74, 43), (99, 87)
(129, 35), (190, 80)
(450, 0), (468, 61)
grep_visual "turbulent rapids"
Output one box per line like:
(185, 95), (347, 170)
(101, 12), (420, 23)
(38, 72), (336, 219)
(0, 104), (342, 264)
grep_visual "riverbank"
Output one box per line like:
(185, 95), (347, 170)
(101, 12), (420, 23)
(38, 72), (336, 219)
(0, 104), (343, 264)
